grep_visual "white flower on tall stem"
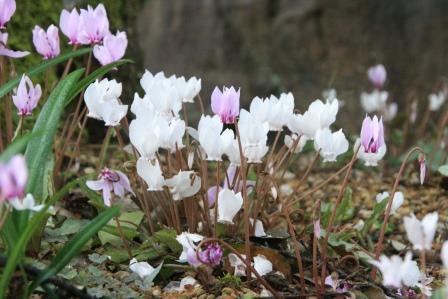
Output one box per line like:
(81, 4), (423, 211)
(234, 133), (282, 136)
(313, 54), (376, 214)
(165, 171), (201, 201)
(84, 78), (128, 126)
(403, 212), (438, 251)
(170, 75), (201, 103)
(314, 128), (348, 162)
(294, 99), (339, 139)
(360, 90), (397, 121)
(250, 92), (294, 131)
(136, 158), (165, 191)
(129, 116), (160, 159)
(237, 109), (269, 163)
(217, 188), (243, 224)
(198, 115), (234, 161)
(156, 117), (186, 152)
(375, 191), (404, 214)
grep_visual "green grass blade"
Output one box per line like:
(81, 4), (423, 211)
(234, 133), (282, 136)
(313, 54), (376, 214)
(30, 206), (120, 289)
(24, 69), (84, 201)
(0, 48), (91, 98)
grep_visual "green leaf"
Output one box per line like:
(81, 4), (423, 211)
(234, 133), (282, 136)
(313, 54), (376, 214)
(0, 177), (82, 298)
(439, 164), (448, 177)
(98, 211), (143, 246)
(0, 48), (91, 98)
(25, 69), (84, 202)
(335, 187), (354, 223)
(154, 229), (182, 253)
(361, 196), (388, 235)
(30, 206), (120, 290)
(66, 59), (133, 105)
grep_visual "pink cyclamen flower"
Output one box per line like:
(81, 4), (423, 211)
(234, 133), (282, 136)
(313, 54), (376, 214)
(93, 31), (127, 65)
(78, 4), (109, 45)
(0, 32), (29, 58)
(59, 8), (80, 45)
(0, 0), (16, 28)
(0, 155), (27, 201)
(368, 64), (387, 89)
(211, 86), (240, 124)
(198, 243), (223, 266)
(357, 115), (386, 166)
(32, 25), (60, 59)
(419, 154), (426, 185)
(86, 168), (134, 206)
(12, 75), (42, 116)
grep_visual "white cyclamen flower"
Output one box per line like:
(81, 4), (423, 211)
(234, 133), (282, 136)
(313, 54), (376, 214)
(238, 109), (269, 163)
(170, 75), (201, 103)
(441, 241), (448, 268)
(129, 258), (155, 280)
(84, 78), (128, 126)
(250, 92), (294, 131)
(370, 252), (419, 288)
(253, 255), (273, 277)
(428, 91), (446, 111)
(314, 128), (349, 162)
(250, 218), (267, 237)
(176, 232), (204, 263)
(165, 171), (201, 201)
(155, 117), (186, 152)
(360, 90), (389, 113)
(404, 212), (438, 251)
(198, 115), (234, 161)
(129, 115), (160, 159)
(294, 99), (338, 139)
(375, 191), (404, 214)
(9, 194), (45, 212)
(136, 157), (165, 191)
(229, 253), (247, 276)
(217, 188), (243, 224)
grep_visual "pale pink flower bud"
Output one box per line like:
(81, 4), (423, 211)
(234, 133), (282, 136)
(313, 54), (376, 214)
(12, 75), (42, 116)
(32, 25), (60, 59)
(368, 64), (387, 89)
(211, 86), (240, 124)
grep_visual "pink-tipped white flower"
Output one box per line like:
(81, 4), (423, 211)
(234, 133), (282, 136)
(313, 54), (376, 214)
(86, 168), (134, 206)
(250, 92), (294, 131)
(12, 75), (42, 116)
(198, 115), (234, 161)
(165, 171), (201, 201)
(84, 78), (128, 126)
(367, 64), (387, 89)
(176, 232), (204, 267)
(0, 32), (29, 58)
(93, 31), (127, 65)
(293, 99), (339, 139)
(59, 8), (80, 45)
(356, 115), (386, 166)
(32, 25), (60, 59)
(136, 158), (165, 191)
(129, 258), (156, 280)
(0, 0), (15, 28)
(238, 109), (269, 163)
(78, 4), (110, 45)
(404, 212), (438, 251)
(0, 155), (27, 201)
(211, 86), (240, 124)
(314, 128), (349, 162)
(375, 191), (404, 215)
(217, 188), (243, 224)
(370, 252), (420, 288)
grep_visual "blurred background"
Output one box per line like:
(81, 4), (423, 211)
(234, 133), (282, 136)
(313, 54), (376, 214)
(9, 0), (448, 130)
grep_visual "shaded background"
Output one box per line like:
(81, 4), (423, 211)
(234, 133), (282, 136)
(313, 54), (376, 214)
(10, 0), (448, 130)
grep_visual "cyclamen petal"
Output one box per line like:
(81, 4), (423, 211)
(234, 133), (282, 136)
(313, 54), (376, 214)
(211, 86), (240, 124)
(12, 75), (42, 116)
(441, 241), (448, 268)
(403, 212), (438, 251)
(129, 258), (155, 280)
(0, 154), (27, 201)
(0, 32), (29, 58)
(136, 158), (165, 191)
(253, 255), (273, 277)
(375, 191), (404, 214)
(217, 188), (243, 224)
(0, 0), (16, 28)
(165, 171), (201, 201)
(59, 8), (80, 45)
(78, 4), (110, 45)
(93, 31), (128, 65)
(295, 99), (338, 139)
(314, 128), (348, 162)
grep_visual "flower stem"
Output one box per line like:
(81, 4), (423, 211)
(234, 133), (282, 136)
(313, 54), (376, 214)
(284, 209), (306, 293)
(114, 217), (133, 260)
(371, 146), (424, 279)
(214, 160), (221, 237)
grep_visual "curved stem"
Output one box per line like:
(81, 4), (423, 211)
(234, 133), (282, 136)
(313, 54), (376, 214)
(284, 210), (305, 293)
(196, 238), (282, 299)
(371, 146), (425, 279)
